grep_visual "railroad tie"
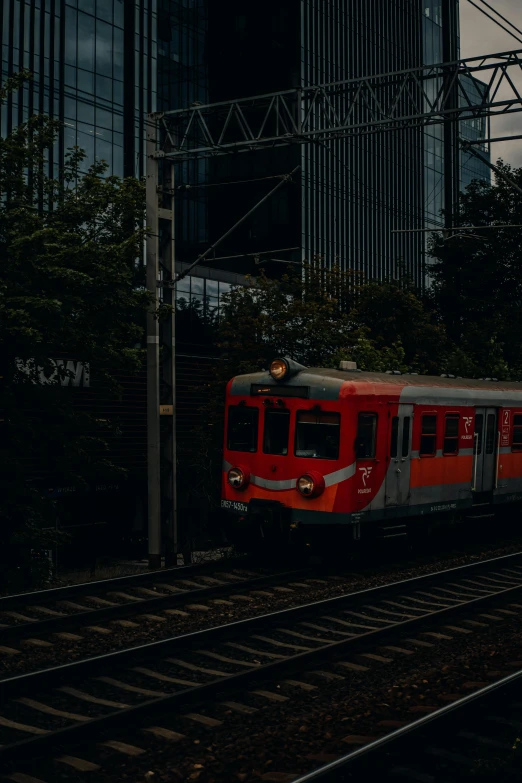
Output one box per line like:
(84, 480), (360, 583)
(102, 740), (146, 756)
(106, 591), (143, 602)
(6, 774), (50, 783)
(225, 642), (286, 660)
(342, 735), (377, 745)
(163, 608), (189, 617)
(153, 583), (185, 593)
(198, 650), (261, 668)
(184, 713), (223, 727)
(59, 686), (129, 709)
(97, 676), (167, 697)
(131, 587), (162, 597)
(29, 605), (65, 616)
(336, 661), (369, 672)
(21, 638), (53, 648)
(300, 621), (353, 637)
(283, 679), (317, 691)
(81, 596), (116, 607)
(0, 715), (48, 734)
(0, 644), (21, 655)
(56, 756), (100, 772)
(54, 632), (84, 641)
(251, 690), (289, 702)
(133, 666), (199, 687)
(251, 634), (312, 652)
(358, 653), (393, 663)
(221, 701), (259, 714)
(17, 697), (90, 722)
(112, 619), (139, 628)
(310, 670), (345, 681)
(58, 600), (97, 611)
(2, 611), (38, 622)
(343, 611), (390, 624)
(277, 628), (330, 644)
(143, 726), (186, 741)
(165, 657), (229, 676)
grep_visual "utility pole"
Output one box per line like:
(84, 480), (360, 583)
(146, 109), (299, 567)
(161, 164), (177, 567)
(145, 117), (161, 570)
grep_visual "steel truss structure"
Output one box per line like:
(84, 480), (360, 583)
(151, 49), (522, 160)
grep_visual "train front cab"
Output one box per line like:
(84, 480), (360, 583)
(222, 362), (522, 554)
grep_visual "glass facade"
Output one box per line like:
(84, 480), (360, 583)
(423, 0), (490, 233)
(157, 0), (208, 259)
(300, 0), (425, 286)
(1, 0), (156, 179)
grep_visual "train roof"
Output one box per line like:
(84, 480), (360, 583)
(230, 366), (522, 405)
(304, 369), (522, 390)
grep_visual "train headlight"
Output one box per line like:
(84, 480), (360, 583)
(297, 471), (325, 498)
(297, 475), (315, 496)
(269, 358), (289, 381)
(228, 466), (250, 490)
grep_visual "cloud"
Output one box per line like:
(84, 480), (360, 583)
(460, 0), (522, 167)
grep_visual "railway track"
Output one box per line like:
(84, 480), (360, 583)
(294, 658), (522, 782)
(0, 559), (309, 648)
(3, 551), (522, 779)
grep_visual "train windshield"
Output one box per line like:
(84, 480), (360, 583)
(263, 409), (290, 455)
(227, 406), (259, 452)
(295, 411), (340, 459)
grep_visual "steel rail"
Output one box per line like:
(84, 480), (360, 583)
(290, 655), (522, 781)
(0, 555), (251, 612)
(2, 551), (522, 767)
(0, 567), (311, 643)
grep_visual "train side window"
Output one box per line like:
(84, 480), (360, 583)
(227, 405), (259, 452)
(474, 413), (484, 455)
(356, 413), (377, 459)
(390, 417), (399, 458)
(402, 417), (411, 457)
(420, 414), (437, 456)
(512, 414), (522, 452)
(443, 414), (459, 455)
(295, 411), (340, 459)
(263, 409), (290, 455)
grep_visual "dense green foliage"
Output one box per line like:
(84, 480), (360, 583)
(0, 78), (149, 586)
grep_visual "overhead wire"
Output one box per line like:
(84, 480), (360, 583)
(478, 0), (522, 40)
(465, 0), (522, 46)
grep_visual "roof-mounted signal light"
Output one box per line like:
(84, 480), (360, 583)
(269, 357), (307, 382)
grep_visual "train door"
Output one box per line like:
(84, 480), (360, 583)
(472, 408), (498, 493)
(385, 404), (413, 506)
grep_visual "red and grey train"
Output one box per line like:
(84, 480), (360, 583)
(221, 357), (522, 551)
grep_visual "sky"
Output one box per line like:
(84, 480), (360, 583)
(459, 0), (522, 168)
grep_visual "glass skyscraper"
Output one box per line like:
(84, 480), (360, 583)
(1, 0), (157, 180)
(205, 0), (491, 289)
(1, 0), (491, 284)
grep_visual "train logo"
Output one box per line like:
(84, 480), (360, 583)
(359, 467), (373, 486)
(463, 416), (473, 433)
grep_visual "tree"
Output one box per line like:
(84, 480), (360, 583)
(428, 162), (522, 379)
(0, 78), (149, 586)
(351, 278), (448, 375)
